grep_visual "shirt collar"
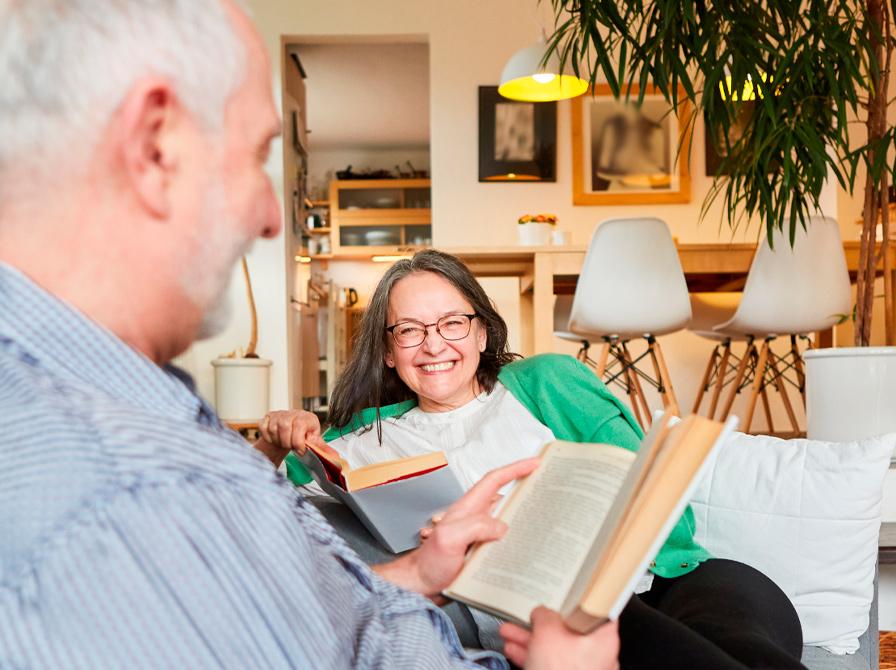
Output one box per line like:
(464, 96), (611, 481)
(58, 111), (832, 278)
(0, 262), (218, 426)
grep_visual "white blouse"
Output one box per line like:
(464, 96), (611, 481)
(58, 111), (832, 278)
(328, 382), (555, 491)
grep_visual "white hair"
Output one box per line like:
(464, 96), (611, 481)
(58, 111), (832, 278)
(0, 0), (247, 191)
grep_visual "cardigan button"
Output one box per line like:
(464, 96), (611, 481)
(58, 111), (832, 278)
(680, 562), (689, 568)
(649, 561), (656, 568)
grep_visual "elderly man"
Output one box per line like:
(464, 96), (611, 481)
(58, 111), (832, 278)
(0, 1), (618, 667)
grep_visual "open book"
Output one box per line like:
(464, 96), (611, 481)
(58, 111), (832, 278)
(443, 414), (737, 632)
(299, 443), (464, 553)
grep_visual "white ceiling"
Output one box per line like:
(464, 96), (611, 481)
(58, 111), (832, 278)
(290, 42), (430, 151)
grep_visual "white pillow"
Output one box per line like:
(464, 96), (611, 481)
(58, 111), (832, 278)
(690, 431), (896, 654)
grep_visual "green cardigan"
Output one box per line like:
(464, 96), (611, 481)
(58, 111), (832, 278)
(286, 353), (711, 578)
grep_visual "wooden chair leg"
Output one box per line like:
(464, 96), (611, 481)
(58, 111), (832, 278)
(615, 347), (646, 430)
(791, 334), (807, 406)
(692, 344), (720, 415)
(767, 348), (801, 434)
(595, 341), (611, 377)
(647, 337), (680, 418)
(707, 340), (732, 420)
(742, 339), (770, 433)
(720, 337), (755, 420)
(576, 342), (588, 363)
(760, 385), (775, 433)
(621, 342), (653, 426)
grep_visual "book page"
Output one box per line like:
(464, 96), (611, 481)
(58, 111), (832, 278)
(445, 441), (635, 624)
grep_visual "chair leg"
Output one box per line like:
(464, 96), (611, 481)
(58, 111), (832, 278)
(742, 339), (771, 433)
(621, 342), (653, 427)
(767, 348), (801, 434)
(790, 334), (807, 406)
(720, 337), (755, 420)
(576, 341), (589, 363)
(646, 336), (680, 417)
(707, 340), (732, 420)
(692, 344), (720, 415)
(760, 385), (775, 433)
(616, 348), (646, 430)
(595, 341), (611, 377)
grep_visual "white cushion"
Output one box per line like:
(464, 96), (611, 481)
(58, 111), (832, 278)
(690, 431), (896, 654)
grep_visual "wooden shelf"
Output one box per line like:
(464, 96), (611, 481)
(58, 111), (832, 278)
(308, 227), (331, 234)
(309, 200), (329, 207)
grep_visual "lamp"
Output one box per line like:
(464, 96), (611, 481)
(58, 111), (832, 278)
(498, 38), (588, 102)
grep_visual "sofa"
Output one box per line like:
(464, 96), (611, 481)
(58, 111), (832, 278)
(304, 427), (896, 669)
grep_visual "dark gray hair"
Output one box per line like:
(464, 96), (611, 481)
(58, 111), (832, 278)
(327, 249), (520, 436)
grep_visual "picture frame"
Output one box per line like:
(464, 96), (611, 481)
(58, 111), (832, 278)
(571, 84), (692, 205)
(478, 86), (557, 182)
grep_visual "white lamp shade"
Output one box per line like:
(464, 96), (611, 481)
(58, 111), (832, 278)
(498, 39), (589, 102)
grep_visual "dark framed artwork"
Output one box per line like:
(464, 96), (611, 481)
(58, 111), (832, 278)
(478, 86), (557, 182)
(571, 84), (692, 204)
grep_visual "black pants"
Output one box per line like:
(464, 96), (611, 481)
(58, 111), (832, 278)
(619, 559), (805, 669)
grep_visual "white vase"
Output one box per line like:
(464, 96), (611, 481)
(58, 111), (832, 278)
(211, 357), (272, 422)
(804, 346), (896, 441)
(517, 222), (552, 246)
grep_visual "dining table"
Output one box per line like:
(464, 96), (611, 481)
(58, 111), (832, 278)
(445, 242), (896, 356)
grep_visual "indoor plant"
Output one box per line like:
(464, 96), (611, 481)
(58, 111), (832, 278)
(211, 256), (272, 423)
(544, 0), (894, 345)
(518, 213), (558, 245)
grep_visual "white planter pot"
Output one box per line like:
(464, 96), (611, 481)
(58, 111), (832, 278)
(804, 347), (896, 441)
(517, 222), (552, 246)
(211, 357), (272, 422)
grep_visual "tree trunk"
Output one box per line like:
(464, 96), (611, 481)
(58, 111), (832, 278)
(241, 256), (259, 358)
(855, 0), (891, 346)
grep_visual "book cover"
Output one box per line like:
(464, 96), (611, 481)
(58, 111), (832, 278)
(299, 447), (465, 553)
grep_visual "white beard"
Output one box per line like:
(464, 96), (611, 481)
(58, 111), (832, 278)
(183, 181), (253, 340)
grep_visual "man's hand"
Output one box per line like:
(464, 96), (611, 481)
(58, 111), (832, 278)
(500, 608), (619, 670)
(373, 458), (539, 601)
(252, 409), (328, 467)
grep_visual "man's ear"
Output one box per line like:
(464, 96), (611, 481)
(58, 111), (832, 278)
(116, 78), (182, 219)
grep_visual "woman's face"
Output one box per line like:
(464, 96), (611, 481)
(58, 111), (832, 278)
(384, 271), (487, 412)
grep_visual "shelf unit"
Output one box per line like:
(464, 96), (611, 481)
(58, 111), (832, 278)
(328, 178), (431, 255)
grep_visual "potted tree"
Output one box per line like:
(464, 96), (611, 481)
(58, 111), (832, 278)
(210, 256), (272, 424)
(544, 0), (896, 438)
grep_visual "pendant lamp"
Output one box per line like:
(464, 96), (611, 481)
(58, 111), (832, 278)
(498, 38), (588, 102)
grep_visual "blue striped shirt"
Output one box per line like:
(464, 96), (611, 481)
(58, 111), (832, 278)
(0, 263), (505, 669)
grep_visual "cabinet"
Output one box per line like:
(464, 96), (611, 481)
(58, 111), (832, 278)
(328, 179), (431, 256)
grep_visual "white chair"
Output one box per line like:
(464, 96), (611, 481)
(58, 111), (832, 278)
(568, 217), (692, 428)
(714, 216), (851, 433)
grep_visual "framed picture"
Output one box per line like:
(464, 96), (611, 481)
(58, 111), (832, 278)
(478, 86), (556, 182)
(571, 84), (692, 205)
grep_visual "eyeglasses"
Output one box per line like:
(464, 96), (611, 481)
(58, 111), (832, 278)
(386, 313), (479, 348)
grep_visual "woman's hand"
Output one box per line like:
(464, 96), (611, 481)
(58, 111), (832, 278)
(500, 609), (619, 670)
(252, 409), (328, 467)
(375, 458), (538, 601)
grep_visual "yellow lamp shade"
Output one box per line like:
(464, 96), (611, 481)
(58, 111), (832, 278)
(498, 40), (589, 102)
